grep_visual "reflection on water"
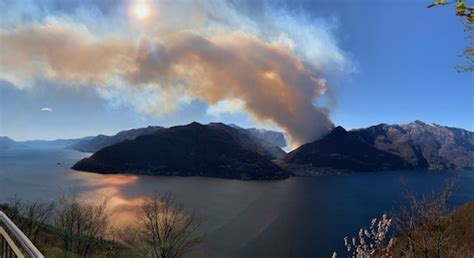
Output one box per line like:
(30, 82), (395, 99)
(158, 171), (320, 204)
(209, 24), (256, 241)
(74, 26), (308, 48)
(71, 172), (144, 227)
(1, 148), (473, 257)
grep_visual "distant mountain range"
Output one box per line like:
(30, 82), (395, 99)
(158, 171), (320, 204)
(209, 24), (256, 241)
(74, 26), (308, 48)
(68, 126), (165, 153)
(281, 121), (474, 175)
(230, 125), (287, 148)
(0, 136), (17, 149)
(0, 136), (93, 149)
(72, 122), (289, 180)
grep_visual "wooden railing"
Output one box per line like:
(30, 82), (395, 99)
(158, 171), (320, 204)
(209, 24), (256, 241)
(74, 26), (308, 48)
(0, 211), (43, 258)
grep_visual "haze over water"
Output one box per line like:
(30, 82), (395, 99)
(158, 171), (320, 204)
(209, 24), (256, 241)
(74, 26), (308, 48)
(1, 148), (473, 257)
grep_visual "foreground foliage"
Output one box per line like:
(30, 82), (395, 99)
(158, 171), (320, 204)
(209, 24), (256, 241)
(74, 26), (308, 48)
(0, 192), (202, 258)
(337, 179), (474, 258)
(428, 0), (474, 72)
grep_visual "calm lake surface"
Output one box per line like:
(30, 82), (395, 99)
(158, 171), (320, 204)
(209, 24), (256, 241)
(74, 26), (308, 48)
(1, 148), (473, 257)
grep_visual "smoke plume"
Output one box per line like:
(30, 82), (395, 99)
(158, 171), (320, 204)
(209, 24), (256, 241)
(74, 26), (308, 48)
(0, 1), (351, 146)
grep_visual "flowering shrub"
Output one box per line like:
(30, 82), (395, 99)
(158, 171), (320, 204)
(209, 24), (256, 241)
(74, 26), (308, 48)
(332, 179), (474, 258)
(341, 214), (395, 258)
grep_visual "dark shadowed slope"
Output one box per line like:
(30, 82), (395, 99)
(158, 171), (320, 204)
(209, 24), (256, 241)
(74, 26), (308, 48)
(281, 126), (411, 173)
(68, 126), (164, 153)
(72, 122), (288, 180)
(213, 123), (286, 159)
(70, 123), (286, 159)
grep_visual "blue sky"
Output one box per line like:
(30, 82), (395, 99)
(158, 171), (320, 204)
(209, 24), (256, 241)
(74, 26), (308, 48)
(0, 0), (472, 141)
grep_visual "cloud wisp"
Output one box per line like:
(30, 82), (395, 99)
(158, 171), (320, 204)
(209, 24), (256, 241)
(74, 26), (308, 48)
(40, 107), (54, 112)
(0, 0), (352, 146)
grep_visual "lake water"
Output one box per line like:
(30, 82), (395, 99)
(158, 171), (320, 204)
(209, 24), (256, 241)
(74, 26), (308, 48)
(1, 148), (473, 257)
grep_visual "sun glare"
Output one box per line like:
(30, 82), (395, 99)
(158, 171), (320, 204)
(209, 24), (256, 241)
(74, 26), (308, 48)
(133, 1), (151, 20)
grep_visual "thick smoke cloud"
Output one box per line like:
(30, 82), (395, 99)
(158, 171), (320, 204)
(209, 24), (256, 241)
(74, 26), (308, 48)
(0, 1), (351, 146)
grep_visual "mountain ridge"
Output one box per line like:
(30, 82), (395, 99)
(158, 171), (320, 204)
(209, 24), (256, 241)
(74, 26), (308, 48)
(68, 124), (288, 154)
(72, 122), (289, 180)
(281, 121), (473, 175)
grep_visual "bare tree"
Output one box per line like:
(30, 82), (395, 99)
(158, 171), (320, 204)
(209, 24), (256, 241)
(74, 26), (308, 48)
(54, 194), (109, 257)
(135, 192), (202, 258)
(391, 178), (468, 257)
(4, 196), (55, 244)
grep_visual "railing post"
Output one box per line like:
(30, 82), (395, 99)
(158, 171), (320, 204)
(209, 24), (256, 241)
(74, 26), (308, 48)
(0, 211), (44, 258)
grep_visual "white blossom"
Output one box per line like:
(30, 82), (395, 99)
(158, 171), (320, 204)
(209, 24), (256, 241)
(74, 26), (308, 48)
(341, 213), (395, 258)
